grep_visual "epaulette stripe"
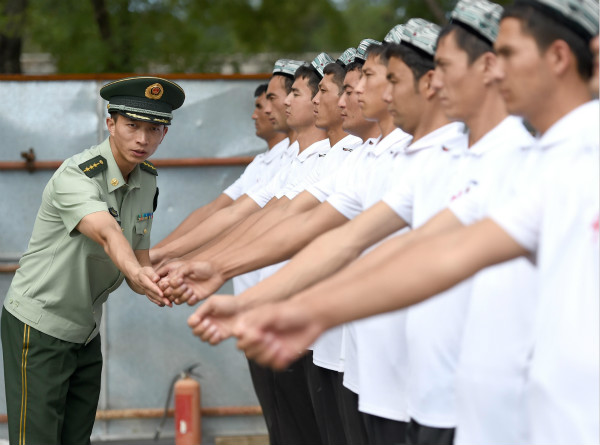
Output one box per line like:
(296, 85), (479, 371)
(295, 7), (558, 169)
(78, 156), (108, 178)
(140, 160), (158, 176)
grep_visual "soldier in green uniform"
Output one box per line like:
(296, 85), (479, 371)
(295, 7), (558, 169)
(1, 76), (185, 444)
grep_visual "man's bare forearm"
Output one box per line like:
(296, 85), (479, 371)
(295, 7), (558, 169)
(154, 193), (233, 249)
(154, 195), (260, 261)
(296, 218), (527, 331)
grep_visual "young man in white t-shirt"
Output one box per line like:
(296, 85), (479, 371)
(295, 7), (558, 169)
(233, 2), (599, 444)
(149, 60), (303, 268)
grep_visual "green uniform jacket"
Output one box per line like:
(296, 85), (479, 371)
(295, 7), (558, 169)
(5, 138), (157, 344)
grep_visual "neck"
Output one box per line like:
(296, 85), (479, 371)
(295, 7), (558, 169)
(295, 125), (328, 153)
(529, 80), (592, 135)
(465, 90), (509, 146)
(411, 103), (450, 143)
(354, 121), (381, 141)
(287, 129), (298, 144)
(266, 132), (287, 149)
(377, 114), (397, 139)
(326, 125), (348, 147)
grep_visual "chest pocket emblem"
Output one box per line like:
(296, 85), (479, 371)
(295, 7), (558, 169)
(108, 207), (118, 218)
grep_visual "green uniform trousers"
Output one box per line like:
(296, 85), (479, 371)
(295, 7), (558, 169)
(1, 308), (102, 445)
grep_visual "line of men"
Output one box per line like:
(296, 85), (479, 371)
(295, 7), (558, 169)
(151, 0), (599, 444)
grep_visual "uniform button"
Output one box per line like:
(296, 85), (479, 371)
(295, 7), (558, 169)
(122, 228), (125, 232)
(111, 178), (119, 186)
(9, 299), (13, 304)
(143, 228), (147, 234)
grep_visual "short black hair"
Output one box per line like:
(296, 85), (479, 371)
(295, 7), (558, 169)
(271, 73), (295, 94)
(345, 60), (365, 73)
(437, 23), (494, 64)
(384, 42), (435, 90)
(502, 3), (593, 80)
(323, 62), (346, 94)
(294, 65), (321, 98)
(365, 42), (387, 61)
(254, 83), (268, 97)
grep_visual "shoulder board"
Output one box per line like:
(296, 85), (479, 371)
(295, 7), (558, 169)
(78, 155), (108, 178)
(140, 161), (158, 176)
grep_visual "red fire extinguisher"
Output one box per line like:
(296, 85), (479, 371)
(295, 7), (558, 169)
(155, 363), (202, 445)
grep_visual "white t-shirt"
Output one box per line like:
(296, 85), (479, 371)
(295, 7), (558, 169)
(311, 133), (411, 373)
(312, 128), (412, 401)
(282, 134), (363, 200)
(228, 139), (290, 295)
(246, 140), (301, 208)
(444, 117), (537, 445)
(224, 138), (290, 201)
(490, 102), (599, 445)
(351, 122), (467, 423)
(256, 135), (371, 300)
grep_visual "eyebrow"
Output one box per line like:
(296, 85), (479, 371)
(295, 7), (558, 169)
(291, 87), (301, 94)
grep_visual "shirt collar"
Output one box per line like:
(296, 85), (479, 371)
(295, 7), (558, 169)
(330, 134), (363, 152)
(262, 137), (290, 164)
(297, 138), (330, 162)
(537, 100), (599, 152)
(404, 121), (466, 154)
(468, 116), (534, 156)
(99, 138), (140, 193)
(369, 128), (412, 157)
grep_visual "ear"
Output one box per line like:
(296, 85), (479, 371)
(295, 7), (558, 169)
(545, 39), (573, 77)
(161, 126), (168, 141)
(106, 116), (116, 136)
(481, 52), (498, 86)
(421, 70), (436, 99)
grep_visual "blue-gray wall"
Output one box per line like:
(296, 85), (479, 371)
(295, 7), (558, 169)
(0, 78), (268, 442)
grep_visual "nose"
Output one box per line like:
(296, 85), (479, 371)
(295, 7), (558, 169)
(312, 91), (321, 106)
(338, 93), (346, 109)
(431, 67), (443, 92)
(382, 81), (392, 104)
(137, 128), (150, 145)
(490, 57), (505, 82)
(252, 108), (259, 120)
(284, 92), (292, 107)
(355, 76), (366, 96)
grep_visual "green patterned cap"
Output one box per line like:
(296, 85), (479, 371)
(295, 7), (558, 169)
(450, 0), (504, 44)
(336, 48), (358, 66)
(311, 52), (336, 78)
(400, 18), (442, 57)
(273, 59), (306, 78)
(516, 0), (599, 40)
(356, 38), (382, 61)
(100, 76), (185, 126)
(385, 25), (405, 44)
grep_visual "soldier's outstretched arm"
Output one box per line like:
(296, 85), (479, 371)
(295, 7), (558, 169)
(76, 211), (171, 307)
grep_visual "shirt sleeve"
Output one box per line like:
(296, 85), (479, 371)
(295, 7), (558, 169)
(381, 178), (415, 227)
(448, 188), (484, 226)
(306, 151), (358, 203)
(247, 171), (280, 207)
(50, 165), (108, 234)
(489, 177), (543, 254)
(223, 156), (263, 200)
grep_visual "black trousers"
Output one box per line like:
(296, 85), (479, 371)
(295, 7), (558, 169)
(406, 418), (455, 445)
(306, 361), (347, 445)
(337, 375), (369, 445)
(247, 359), (280, 445)
(361, 411), (408, 445)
